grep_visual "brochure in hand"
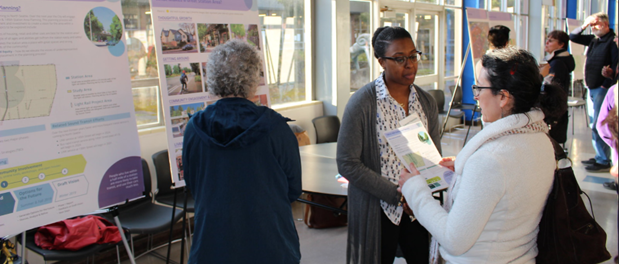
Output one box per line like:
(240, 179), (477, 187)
(383, 113), (453, 191)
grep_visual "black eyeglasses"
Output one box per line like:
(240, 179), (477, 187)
(472, 85), (498, 97)
(382, 51), (422, 65)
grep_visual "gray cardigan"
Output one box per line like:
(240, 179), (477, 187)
(336, 81), (441, 264)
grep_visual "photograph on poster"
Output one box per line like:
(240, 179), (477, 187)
(84, 7), (123, 47)
(197, 24), (230, 52)
(251, 94), (268, 106)
(469, 22), (490, 61)
(160, 22), (198, 54)
(174, 148), (184, 181)
(132, 85), (160, 126)
(230, 24), (246, 41)
(169, 102), (204, 138)
(164, 62), (202, 95)
(246, 24), (261, 50)
(201, 61), (208, 92)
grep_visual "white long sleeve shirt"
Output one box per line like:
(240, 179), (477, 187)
(402, 110), (555, 263)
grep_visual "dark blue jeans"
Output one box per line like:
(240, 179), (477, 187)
(587, 87), (611, 165)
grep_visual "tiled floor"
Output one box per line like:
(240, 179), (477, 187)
(122, 111), (615, 264)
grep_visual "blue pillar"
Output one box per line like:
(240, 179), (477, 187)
(608, 0), (616, 30)
(566, 0), (577, 19)
(462, 0), (480, 121)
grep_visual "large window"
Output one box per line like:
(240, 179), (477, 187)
(122, 0), (163, 129)
(259, 0), (308, 105)
(415, 12), (438, 76)
(445, 9), (462, 78)
(350, 1), (372, 92)
(120, 0), (310, 131)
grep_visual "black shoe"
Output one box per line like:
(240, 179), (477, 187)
(603, 181), (617, 190)
(581, 158), (596, 165)
(585, 162), (611, 172)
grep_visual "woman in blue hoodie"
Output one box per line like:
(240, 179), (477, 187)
(182, 39), (302, 264)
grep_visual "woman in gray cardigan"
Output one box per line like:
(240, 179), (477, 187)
(336, 26), (441, 264)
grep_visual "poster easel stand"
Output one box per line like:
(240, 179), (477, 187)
(110, 206), (137, 264)
(165, 187), (190, 264)
(166, 188), (178, 264)
(441, 43), (471, 139)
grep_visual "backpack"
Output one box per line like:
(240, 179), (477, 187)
(536, 136), (611, 264)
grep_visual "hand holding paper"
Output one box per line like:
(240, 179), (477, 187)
(398, 163), (420, 191)
(384, 114), (453, 191)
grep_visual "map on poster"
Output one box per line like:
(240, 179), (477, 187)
(466, 8), (516, 80)
(150, 0), (269, 187)
(0, 0), (143, 237)
(566, 18), (585, 80)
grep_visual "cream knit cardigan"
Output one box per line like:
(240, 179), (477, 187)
(402, 110), (555, 264)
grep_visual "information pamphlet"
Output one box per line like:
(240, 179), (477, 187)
(383, 114), (452, 191)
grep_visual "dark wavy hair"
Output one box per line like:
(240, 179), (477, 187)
(481, 47), (566, 119)
(488, 25), (510, 49)
(547, 30), (570, 49)
(371, 26), (413, 59)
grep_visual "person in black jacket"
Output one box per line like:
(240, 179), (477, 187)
(569, 12), (618, 172)
(542, 30), (575, 144)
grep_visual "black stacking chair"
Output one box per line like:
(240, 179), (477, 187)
(102, 159), (184, 259)
(152, 150), (195, 248)
(17, 224), (123, 263)
(426, 89), (465, 135)
(152, 150), (195, 212)
(444, 85), (482, 146)
(312, 115), (340, 144)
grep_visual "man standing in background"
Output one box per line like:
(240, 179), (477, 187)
(570, 12), (617, 172)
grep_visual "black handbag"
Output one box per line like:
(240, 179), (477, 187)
(536, 136), (611, 264)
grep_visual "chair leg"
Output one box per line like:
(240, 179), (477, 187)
(571, 107), (575, 135)
(463, 105), (478, 147)
(116, 245), (121, 264)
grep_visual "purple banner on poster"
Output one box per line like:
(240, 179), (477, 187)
(151, 0), (252, 11)
(43, 0), (106, 2)
(488, 11), (512, 21)
(98, 156), (144, 208)
(466, 8), (487, 20)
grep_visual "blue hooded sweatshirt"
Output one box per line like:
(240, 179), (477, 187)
(183, 97), (302, 264)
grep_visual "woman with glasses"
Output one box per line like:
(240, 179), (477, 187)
(337, 26), (441, 264)
(398, 47), (566, 263)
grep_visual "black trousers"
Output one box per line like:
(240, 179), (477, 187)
(381, 212), (430, 264)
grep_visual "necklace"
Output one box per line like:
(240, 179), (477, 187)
(400, 102), (406, 109)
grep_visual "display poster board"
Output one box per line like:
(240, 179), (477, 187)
(0, 0), (144, 237)
(150, 0), (269, 187)
(466, 8), (516, 80)
(566, 18), (585, 80)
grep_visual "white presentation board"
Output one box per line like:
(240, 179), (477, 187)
(566, 18), (585, 80)
(0, 0), (143, 237)
(466, 8), (516, 80)
(150, 0), (270, 187)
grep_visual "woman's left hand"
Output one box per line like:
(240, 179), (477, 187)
(397, 162), (420, 193)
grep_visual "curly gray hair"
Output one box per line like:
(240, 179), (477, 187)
(207, 39), (262, 98)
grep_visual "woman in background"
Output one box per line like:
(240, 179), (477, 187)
(182, 39), (302, 264)
(399, 48), (566, 263)
(542, 30), (575, 144)
(337, 26), (441, 264)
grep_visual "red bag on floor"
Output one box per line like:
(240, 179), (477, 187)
(35, 215), (122, 251)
